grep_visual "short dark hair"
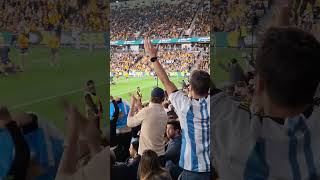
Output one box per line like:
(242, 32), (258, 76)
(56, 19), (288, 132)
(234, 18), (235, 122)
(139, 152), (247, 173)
(86, 80), (94, 86)
(151, 97), (164, 104)
(167, 120), (181, 131)
(255, 27), (320, 107)
(189, 70), (210, 96)
(231, 58), (238, 64)
(131, 140), (139, 152)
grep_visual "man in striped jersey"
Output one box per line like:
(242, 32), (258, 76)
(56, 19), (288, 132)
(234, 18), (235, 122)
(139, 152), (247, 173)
(144, 38), (211, 180)
(212, 27), (320, 179)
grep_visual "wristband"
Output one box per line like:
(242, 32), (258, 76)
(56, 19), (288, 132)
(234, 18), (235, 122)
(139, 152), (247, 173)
(150, 57), (158, 62)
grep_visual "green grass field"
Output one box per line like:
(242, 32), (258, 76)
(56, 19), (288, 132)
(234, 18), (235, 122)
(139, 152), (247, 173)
(212, 47), (254, 87)
(111, 47), (250, 103)
(0, 46), (250, 133)
(110, 76), (185, 103)
(0, 46), (107, 133)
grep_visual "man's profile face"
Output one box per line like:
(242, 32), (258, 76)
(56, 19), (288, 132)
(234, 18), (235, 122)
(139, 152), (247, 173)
(129, 144), (136, 157)
(87, 83), (96, 93)
(166, 124), (176, 139)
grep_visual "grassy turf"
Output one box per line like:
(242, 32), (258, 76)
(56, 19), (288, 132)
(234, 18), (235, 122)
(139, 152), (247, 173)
(0, 46), (107, 133)
(110, 76), (185, 103)
(212, 47), (253, 87)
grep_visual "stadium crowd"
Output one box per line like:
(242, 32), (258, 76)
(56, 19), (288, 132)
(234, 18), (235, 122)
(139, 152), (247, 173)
(111, 44), (209, 78)
(110, 0), (209, 41)
(0, 0), (107, 32)
(212, 0), (270, 32)
(110, 38), (211, 180)
(289, 0), (320, 33)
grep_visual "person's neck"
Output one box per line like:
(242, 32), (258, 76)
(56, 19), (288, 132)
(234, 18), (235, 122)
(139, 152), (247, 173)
(264, 100), (308, 119)
(191, 93), (207, 100)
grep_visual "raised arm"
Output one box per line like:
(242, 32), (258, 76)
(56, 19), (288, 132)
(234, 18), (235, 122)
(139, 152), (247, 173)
(144, 38), (178, 95)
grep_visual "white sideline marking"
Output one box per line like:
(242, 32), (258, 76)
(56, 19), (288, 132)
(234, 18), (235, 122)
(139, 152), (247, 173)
(11, 82), (106, 109)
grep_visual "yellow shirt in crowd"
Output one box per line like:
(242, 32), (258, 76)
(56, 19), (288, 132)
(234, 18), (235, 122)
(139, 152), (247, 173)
(18, 34), (29, 49)
(49, 36), (60, 49)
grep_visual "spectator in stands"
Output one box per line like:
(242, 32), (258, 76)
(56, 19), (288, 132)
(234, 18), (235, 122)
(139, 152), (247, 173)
(0, 106), (30, 180)
(139, 150), (172, 180)
(233, 81), (249, 102)
(113, 140), (141, 180)
(84, 80), (103, 131)
(13, 112), (64, 180)
(218, 58), (246, 85)
(113, 97), (131, 162)
(163, 121), (183, 180)
(212, 27), (320, 179)
(127, 87), (168, 157)
(144, 38), (211, 180)
(110, 96), (120, 147)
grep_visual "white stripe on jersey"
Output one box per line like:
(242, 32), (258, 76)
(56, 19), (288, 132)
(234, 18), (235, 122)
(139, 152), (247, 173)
(169, 91), (210, 172)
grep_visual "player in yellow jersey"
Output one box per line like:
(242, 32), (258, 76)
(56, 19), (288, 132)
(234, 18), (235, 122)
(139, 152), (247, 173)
(17, 32), (29, 71)
(124, 71), (129, 80)
(48, 32), (60, 66)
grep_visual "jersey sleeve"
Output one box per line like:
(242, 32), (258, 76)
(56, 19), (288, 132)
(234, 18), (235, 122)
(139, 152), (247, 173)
(168, 91), (189, 113)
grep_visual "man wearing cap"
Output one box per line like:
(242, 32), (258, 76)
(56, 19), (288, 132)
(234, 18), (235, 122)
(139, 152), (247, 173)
(127, 87), (168, 156)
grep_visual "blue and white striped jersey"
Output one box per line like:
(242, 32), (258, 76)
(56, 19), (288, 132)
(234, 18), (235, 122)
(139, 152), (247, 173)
(169, 91), (210, 172)
(212, 92), (320, 179)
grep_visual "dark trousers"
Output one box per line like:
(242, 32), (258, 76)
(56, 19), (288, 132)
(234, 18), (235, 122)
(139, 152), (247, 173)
(179, 170), (211, 180)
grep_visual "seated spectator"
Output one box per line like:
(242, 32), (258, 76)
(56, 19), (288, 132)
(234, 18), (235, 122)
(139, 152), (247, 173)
(113, 140), (141, 180)
(0, 106), (30, 180)
(139, 150), (172, 180)
(127, 87), (168, 157)
(163, 121), (182, 180)
(13, 112), (64, 180)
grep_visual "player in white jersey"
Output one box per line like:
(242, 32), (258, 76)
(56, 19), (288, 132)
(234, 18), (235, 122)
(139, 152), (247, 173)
(211, 27), (320, 179)
(144, 38), (211, 180)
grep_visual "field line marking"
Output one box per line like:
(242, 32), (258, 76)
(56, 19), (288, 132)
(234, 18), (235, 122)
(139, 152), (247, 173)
(11, 82), (106, 109)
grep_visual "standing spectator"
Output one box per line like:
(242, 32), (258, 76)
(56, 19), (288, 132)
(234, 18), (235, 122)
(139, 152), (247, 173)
(84, 80), (103, 131)
(139, 150), (172, 180)
(127, 87), (168, 156)
(114, 97), (131, 162)
(218, 58), (246, 85)
(212, 27), (320, 179)
(109, 96), (120, 147)
(144, 38), (211, 180)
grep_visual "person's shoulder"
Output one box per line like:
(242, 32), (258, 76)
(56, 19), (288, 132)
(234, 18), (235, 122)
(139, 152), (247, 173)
(211, 93), (251, 120)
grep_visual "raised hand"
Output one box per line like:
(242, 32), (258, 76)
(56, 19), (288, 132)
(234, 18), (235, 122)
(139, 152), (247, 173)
(144, 37), (158, 58)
